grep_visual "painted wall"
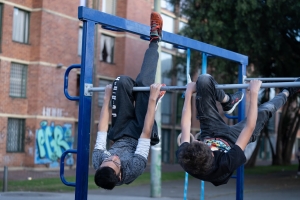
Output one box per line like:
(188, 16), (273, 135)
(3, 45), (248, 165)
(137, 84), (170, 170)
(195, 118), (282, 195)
(35, 120), (74, 168)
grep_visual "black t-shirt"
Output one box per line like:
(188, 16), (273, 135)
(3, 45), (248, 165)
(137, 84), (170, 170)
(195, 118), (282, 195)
(176, 142), (246, 186)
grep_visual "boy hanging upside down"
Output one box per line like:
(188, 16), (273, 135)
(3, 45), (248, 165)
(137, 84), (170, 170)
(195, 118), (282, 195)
(92, 12), (165, 190)
(177, 74), (300, 186)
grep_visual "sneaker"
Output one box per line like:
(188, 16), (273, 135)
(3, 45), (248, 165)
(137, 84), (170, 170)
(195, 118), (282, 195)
(155, 84), (166, 111)
(221, 91), (244, 114)
(284, 78), (300, 97)
(150, 12), (163, 42)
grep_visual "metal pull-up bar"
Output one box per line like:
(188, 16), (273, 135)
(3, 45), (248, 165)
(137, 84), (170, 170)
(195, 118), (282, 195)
(87, 81), (300, 92)
(244, 78), (297, 81)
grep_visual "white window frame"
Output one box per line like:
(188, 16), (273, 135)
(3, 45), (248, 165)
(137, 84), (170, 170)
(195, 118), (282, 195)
(12, 7), (30, 43)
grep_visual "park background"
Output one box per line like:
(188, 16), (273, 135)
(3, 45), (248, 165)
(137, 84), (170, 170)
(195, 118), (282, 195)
(0, 0), (300, 198)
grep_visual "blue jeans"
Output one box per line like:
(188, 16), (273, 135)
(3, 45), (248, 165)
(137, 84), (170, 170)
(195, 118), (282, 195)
(108, 42), (159, 145)
(196, 74), (287, 147)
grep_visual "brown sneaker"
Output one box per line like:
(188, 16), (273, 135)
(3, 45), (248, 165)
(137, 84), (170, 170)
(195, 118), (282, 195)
(150, 12), (163, 42)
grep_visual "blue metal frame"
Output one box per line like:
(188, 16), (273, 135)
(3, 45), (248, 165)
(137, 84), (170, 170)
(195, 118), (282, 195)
(61, 6), (249, 200)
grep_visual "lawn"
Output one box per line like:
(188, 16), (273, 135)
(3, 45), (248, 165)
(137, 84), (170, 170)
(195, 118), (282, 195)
(0, 164), (297, 192)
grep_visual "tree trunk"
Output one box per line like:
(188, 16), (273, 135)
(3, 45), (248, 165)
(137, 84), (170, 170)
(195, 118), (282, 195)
(274, 96), (300, 165)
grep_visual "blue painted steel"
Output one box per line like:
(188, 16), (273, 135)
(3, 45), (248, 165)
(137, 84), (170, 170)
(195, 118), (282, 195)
(200, 52), (207, 200)
(183, 172), (189, 200)
(202, 53), (207, 74)
(78, 7), (248, 65)
(75, 20), (95, 200)
(225, 114), (238, 119)
(187, 48), (191, 79)
(183, 49), (191, 200)
(60, 149), (77, 187)
(69, 6), (251, 200)
(64, 64), (81, 101)
(236, 64), (247, 200)
(201, 181), (205, 200)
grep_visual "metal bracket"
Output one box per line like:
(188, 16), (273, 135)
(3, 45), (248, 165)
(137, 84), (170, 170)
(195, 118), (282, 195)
(84, 83), (93, 96)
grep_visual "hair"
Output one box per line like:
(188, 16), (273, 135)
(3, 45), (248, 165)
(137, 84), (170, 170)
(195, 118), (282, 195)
(94, 167), (119, 190)
(177, 141), (214, 176)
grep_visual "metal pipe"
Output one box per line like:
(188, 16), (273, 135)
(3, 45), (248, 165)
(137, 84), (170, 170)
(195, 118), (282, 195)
(3, 166), (8, 192)
(88, 82), (300, 92)
(245, 78), (297, 82)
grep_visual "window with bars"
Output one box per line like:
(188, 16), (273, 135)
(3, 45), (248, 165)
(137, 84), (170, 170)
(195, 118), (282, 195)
(102, 0), (116, 15)
(161, 92), (172, 124)
(162, 129), (171, 163)
(12, 7), (30, 44)
(0, 3), (3, 52)
(100, 34), (115, 64)
(10, 63), (28, 98)
(78, 27), (82, 56)
(98, 79), (113, 106)
(6, 118), (25, 152)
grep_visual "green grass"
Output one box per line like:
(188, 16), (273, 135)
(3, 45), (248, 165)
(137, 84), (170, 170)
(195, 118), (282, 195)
(0, 164), (297, 192)
(244, 164), (298, 175)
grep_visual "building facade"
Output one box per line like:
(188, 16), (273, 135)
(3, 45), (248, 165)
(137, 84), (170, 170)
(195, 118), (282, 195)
(0, 0), (197, 169)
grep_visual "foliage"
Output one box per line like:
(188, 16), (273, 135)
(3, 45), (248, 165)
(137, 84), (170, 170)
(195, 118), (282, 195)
(170, 0), (300, 81)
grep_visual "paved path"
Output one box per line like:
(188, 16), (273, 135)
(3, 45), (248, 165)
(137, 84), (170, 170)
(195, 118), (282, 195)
(1, 164), (300, 200)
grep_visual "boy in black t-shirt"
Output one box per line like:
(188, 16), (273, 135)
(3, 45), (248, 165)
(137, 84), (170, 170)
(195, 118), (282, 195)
(177, 74), (299, 186)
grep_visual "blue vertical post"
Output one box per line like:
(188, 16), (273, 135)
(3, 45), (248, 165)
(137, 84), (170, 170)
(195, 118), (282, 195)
(183, 48), (191, 200)
(75, 20), (95, 200)
(236, 63), (247, 200)
(202, 52), (207, 74)
(200, 52), (207, 200)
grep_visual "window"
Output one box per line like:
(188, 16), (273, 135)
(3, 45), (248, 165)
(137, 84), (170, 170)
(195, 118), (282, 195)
(6, 118), (25, 152)
(12, 7), (30, 44)
(162, 129), (171, 163)
(0, 3), (3, 52)
(161, 92), (172, 124)
(176, 93), (184, 124)
(98, 79), (112, 106)
(102, 0), (116, 15)
(161, 14), (174, 49)
(161, 0), (174, 12)
(100, 34), (115, 64)
(78, 27), (82, 56)
(161, 52), (172, 85)
(10, 63), (28, 98)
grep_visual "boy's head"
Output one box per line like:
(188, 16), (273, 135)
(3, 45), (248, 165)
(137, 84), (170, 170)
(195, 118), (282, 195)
(177, 141), (214, 175)
(94, 167), (120, 190)
(94, 155), (122, 190)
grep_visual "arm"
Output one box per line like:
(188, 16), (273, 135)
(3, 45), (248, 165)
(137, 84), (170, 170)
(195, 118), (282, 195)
(180, 82), (196, 144)
(235, 80), (262, 150)
(140, 83), (162, 139)
(135, 83), (162, 159)
(98, 84), (112, 132)
(94, 84), (112, 150)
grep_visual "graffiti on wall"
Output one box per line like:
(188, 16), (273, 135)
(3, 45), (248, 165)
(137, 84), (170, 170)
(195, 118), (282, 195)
(35, 120), (74, 168)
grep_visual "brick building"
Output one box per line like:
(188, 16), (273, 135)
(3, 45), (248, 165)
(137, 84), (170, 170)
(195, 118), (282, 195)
(0, 0), (198, 169)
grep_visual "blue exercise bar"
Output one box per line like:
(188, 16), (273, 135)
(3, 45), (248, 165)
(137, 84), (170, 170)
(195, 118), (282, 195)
(61, 6), (250, 200)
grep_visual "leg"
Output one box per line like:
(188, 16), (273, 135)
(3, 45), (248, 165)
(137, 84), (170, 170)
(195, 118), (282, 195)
(230, 92), (287, 144)
(133, 42), (160, 144)
(196, 74), (229, 140)
(108, 75), (136, 141)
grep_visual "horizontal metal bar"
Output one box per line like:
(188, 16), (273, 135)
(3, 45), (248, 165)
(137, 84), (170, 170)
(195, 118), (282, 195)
(78, 6), (248, 65)
(88, 82), (300, 92)
(245, 78), (297, 82)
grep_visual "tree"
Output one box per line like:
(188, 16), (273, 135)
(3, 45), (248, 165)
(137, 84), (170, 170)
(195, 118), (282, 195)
(170, 0), (300, 165)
